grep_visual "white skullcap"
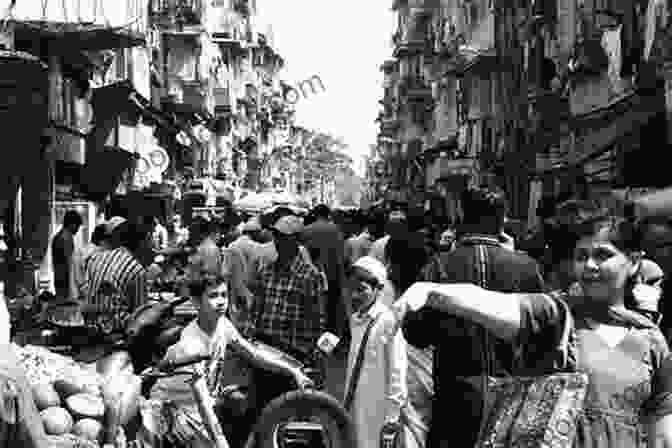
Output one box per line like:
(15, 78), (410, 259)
(352, 256), (388, 286)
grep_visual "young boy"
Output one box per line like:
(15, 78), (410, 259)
(149, 273), (313, 447)
(344, 256), (407, 448)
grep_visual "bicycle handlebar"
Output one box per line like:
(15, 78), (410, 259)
(141, 354), (212, 379)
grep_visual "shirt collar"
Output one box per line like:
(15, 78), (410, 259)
(352, 300), (386, 324)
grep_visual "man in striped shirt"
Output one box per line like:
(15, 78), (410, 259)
(80, 217), (148, 336)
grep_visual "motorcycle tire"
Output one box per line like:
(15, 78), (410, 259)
(244, 389), (355, 448)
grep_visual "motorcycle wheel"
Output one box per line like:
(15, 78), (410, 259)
(244, 389), (355, 448)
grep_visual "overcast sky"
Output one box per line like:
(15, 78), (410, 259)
(258, 1), (396, 176)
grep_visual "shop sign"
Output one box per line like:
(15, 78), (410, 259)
(44, 126), (86, 165)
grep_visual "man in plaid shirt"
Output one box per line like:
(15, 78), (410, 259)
(244, 210), (327, 366)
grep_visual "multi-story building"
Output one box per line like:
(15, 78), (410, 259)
(1, 0), (166, 295)
(379, 0), (672, 224)
(207, 0), (291, 192)
(149, 0), (221, 178)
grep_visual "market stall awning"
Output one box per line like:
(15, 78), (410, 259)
(90, 80), (188, 152)
(12, 21), (145, 52)
(80, 145), (138, 200)
(55, 145), (138, 201)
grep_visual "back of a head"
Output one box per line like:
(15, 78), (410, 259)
(64, 210), (83, 228)
(91, 224), (107, 245)
(313, 204), (331, 220)
(461, 185), (507, 232)
(112, 221), (139, 250)
(190, 217), (212, 238)
(386, 231), (430, 291)
(406, 207), (426, 232)
(370, 208), (388, 239)
(267, 207), (296, 227)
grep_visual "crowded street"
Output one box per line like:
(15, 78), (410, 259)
(3, 0), (672, 448)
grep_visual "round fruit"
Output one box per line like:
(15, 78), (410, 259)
(32, 383), (60, 410)
(72, 419), (103, 442)
(40, 407), (73, 435)
(65, 394), (105, 421)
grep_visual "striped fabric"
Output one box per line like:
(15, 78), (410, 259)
(81, 247), (147, 334)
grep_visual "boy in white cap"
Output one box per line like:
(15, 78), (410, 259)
(344, 256), (407, 448)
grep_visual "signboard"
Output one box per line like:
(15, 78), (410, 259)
(44, 126), (86, 165)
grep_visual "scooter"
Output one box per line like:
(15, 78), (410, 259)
(99, 296), (355, 448)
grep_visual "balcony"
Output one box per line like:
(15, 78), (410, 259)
(437, 34), (464, 59)
(380, 59), (398, 74)
(398, 76), (432, 100)
(393, 35), (426, 58)
(150, 0), (204, 31)
(381, 116), (401, 135)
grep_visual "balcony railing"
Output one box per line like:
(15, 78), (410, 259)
(398, 76), (432, 99)
(150, 0), (204, 29)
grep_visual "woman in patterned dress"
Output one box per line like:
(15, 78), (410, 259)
(396, 202), (672, 447)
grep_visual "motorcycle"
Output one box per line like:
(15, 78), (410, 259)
(98, 296), (355, 448)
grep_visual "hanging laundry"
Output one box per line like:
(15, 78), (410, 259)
(620, 1), (641, 77)
(644, 0), (669, 60)
(602, 25), (624, 94)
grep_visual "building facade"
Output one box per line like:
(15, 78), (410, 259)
(0, 0), (295, 295)
(378, 0), (672, 225)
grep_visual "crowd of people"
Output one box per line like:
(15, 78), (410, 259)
(9, 184), (672, 447)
